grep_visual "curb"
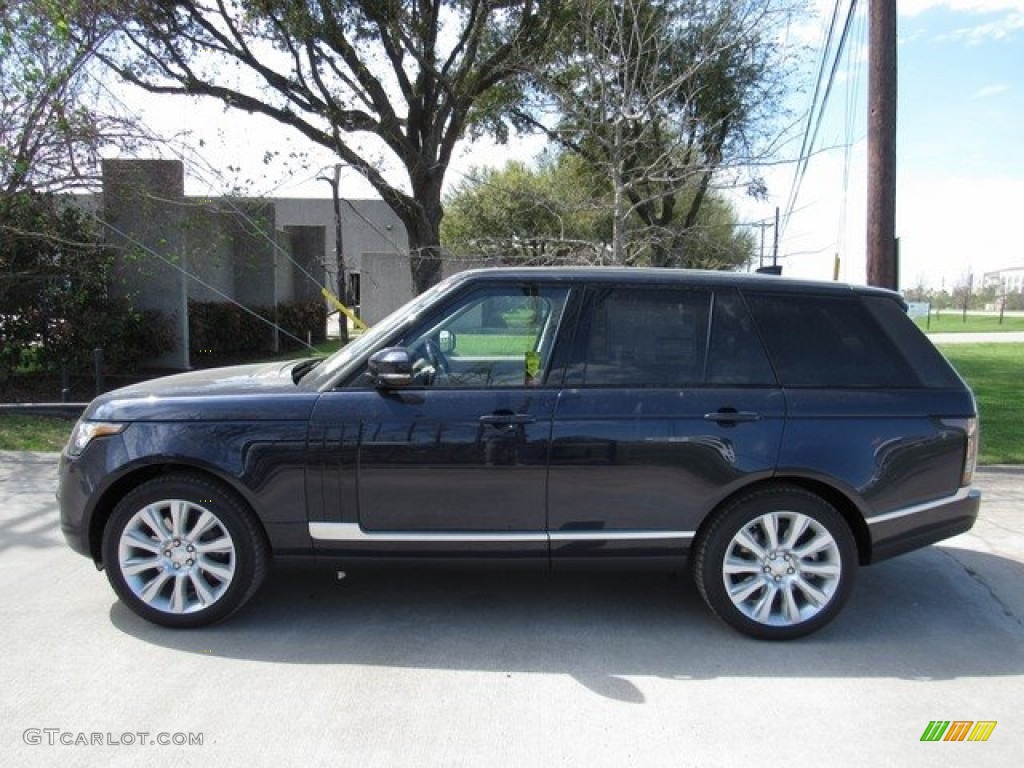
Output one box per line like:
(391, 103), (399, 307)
(0, 450), (63, 464)
(976, 464), (1024, 476)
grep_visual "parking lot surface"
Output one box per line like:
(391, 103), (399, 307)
(1, 451), (1021, 767)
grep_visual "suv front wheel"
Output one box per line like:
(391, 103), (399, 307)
(102, 473), (268, 628)
(693, 485), (856, 640)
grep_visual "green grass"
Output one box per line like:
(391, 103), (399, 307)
(0, 414), (76, 452)
(261, 338), (346, 362)
(452, 333), (536, 357)
(938, 343), (1023, 465)
(915, 313), (1024, 333)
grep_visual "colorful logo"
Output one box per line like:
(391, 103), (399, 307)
(920, 721), (997, 742)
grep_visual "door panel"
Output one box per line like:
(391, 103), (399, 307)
(548, 387), (785, 557)
(357, 389), (555, 532)
(547, 284), (784, 560)
(307, 389), (554, 557)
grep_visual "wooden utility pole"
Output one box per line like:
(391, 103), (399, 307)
(867, 0), (898, 289)
(324, 164), (349, 344)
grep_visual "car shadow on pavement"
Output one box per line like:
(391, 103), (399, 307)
(108, 544), (1024, 702)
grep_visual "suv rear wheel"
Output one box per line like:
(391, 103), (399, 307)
(693, 485), (856, 640)
(102, 473), (268, 628)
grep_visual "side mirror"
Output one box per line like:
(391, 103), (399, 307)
(368, 347), (414, 389)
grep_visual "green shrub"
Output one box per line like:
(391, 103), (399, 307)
(188, 298), (326, 362)
(0, 191), (175, 377)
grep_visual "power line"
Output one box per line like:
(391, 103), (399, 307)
(783, 0), (843, 233)
(836, 8), (867, 280)
(781, 0), (860, 239)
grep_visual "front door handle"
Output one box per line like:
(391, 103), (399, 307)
(703, 409), (761, 424)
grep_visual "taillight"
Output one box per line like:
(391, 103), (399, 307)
(962, 416), (979, 486)
(942, 416), (978, 487)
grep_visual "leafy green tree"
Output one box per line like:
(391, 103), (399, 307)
(443, 154), (610, 263)
(442, 153), (752, 268)
(79, 0), (563, 292)
(0, 191), (172, 380)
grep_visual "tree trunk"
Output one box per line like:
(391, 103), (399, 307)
(379, 181), (444, 296)
(400, 204), (444, 296)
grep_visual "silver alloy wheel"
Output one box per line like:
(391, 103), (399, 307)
(117, 499), (237, 615)
(721, 510), (843, 627)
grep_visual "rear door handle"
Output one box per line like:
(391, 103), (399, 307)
(703, 409), (761, 424)
(480, 413), (536, 427)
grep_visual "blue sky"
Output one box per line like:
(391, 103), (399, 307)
(901, 15), (1023, 179)
(125, 0), (1024, 291)
(766, 0), (1024, 288)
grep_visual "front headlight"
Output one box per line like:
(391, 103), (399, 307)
(66, 421), (127, 458)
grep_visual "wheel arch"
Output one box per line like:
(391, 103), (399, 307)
(695, 476), (872, 567)
(87, 462), (267, 566)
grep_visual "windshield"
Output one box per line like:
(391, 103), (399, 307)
(301, 273), (465, 389)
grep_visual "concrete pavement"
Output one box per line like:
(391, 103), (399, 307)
(928, 331), (1024, 344)
(1, 451), (1021, 767)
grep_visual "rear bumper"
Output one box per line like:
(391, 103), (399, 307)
(866, 486), (981, 563)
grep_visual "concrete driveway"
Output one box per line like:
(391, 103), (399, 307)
(929, 331), (1024, 344)
(1, 451), (1021, 767)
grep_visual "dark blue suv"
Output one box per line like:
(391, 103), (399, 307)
(58, 268), (980, 639)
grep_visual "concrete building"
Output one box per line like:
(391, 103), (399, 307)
(983, 266), (1024, 295)
(88, 159), (413, 368)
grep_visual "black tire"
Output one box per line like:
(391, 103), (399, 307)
(101, 472), (268, 628)
(693, 485), (856, 640)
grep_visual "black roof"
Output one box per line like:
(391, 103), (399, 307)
(447, 266), (902, 299)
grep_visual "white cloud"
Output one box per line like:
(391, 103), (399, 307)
(939, 11), (1024, 42)
(973, 83), (1011, 99)
(900, 1), (1024, 16)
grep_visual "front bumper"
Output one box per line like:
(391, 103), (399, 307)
(57, 452), (96, 559)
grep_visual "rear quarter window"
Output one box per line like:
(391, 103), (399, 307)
(744, 292), (922, 388)
(861, 296), (964, 389)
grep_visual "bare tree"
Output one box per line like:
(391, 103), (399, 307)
(81, 1), (562, 292)
(0, 1), (147, 194)
(513, 0), (798, 267)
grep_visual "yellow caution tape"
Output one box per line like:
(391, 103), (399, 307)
(321, 287), (369, 331)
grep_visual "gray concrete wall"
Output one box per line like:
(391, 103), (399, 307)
(361, 255), (495, 324)
(227, 201), (277, 308)
(274, 230), (294, 304)
(184, 201), (233, 303)
(361, 252), (415, 325)
(283, 226), (327, 303)
(102, 159), (189, 369)
(273, 198), (407, 302)
(92, 162), (425, 360)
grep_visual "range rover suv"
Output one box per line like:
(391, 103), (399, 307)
(58, 267), (980, 639)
